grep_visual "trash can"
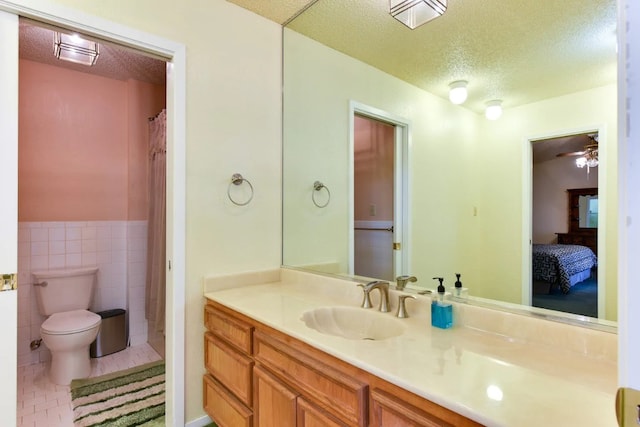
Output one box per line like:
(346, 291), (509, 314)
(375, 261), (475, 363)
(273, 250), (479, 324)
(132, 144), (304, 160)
(90, 309), (128, 358)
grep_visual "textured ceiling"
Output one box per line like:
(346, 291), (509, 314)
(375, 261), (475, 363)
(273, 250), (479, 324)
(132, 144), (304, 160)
(226, 0), (315, 24)
(232, 0), (618, 114)
(19, 19), (166, 86)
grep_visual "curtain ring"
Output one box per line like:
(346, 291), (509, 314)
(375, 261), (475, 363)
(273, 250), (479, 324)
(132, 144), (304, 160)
(227, 173), (254, 206)
(312, 181), (330, 208)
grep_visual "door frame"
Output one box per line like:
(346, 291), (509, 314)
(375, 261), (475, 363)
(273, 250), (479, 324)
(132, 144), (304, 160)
(0, 1), (187, 425)
(348, 101), (411, 279)
(522, 124), (607, 318)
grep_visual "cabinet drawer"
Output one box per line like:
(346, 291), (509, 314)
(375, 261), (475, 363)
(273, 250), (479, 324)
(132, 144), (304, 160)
(205, 303), (253, 354)
(203, 374), (252, 427)
(371, 388), (480, 427)
(254, 331), (368, 426)
(204, 332), (254, 406)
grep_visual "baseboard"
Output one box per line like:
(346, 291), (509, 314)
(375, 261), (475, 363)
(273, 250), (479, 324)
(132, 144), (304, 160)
(185, 415), (213, 427)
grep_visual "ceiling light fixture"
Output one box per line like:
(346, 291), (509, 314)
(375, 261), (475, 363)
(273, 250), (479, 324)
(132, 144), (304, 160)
(390, 0), (447, 30)
(485, 100), (503, 120)
(448, 80), (468, 105)
(575, 144), (598, 170)
(53, 32), (100, 66)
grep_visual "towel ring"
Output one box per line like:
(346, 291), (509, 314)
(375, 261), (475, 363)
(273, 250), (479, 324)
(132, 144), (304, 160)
(312, 181), (331, 208)
(227, 173), (254, 206)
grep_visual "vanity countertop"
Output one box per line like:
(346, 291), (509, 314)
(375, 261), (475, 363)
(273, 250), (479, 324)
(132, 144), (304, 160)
(204, 268), (617, 427)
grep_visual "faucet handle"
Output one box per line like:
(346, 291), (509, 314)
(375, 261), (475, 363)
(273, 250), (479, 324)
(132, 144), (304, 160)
(396, 294), (416, 318)
(357, 284), (373, 309)
(395, 275), (417, 290)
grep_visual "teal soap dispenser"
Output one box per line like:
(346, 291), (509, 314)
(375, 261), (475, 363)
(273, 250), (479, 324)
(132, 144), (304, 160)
(431, 277), (453, 329)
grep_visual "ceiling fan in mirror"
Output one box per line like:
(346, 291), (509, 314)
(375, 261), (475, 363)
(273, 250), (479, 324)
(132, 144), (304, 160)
(556, 134), (599, 171)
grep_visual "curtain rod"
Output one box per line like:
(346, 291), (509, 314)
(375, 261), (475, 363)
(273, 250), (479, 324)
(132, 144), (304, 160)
(148, 109), (165, 121)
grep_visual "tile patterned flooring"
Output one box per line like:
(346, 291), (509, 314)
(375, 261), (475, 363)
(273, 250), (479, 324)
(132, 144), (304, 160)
(16, 343), (162, 427)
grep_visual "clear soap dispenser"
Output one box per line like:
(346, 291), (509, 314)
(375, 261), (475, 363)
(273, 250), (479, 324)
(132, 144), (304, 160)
(450, 273), (469, 299)
(431, 277), (453, 329)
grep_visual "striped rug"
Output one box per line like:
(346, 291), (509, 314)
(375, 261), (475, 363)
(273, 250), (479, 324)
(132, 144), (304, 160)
(70, 360), (165, 427)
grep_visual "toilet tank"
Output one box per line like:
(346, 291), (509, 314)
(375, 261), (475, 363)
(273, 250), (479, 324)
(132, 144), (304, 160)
(32, 267), (99, 316)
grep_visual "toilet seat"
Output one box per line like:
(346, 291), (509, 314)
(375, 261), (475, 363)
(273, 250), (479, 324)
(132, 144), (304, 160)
(41, 309), (101, 335)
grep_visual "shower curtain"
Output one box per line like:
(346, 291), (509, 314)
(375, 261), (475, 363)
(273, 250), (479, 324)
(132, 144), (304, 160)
(146, 109), (166, 336)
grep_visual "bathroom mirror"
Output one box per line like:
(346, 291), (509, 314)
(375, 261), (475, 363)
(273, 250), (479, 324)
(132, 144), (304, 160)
(282, 0), (618, 324)
(579, 195), (599, 229)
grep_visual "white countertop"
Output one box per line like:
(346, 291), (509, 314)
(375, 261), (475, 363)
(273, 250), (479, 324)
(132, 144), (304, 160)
(204, 268), (617, 427)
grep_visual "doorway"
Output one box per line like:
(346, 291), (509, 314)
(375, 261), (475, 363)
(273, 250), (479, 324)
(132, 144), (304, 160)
(353, 114), (395, 280)
(349, 102), (411, 281)
(0, 8), (186, 424)
(529, 131), (601, 318)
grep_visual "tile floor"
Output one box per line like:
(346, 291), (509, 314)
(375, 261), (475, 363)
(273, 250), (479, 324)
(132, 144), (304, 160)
(17, 343), (162, 427)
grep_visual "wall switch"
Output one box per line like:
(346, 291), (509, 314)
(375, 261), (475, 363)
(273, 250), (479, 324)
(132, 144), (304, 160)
(369, 204), (376, 216)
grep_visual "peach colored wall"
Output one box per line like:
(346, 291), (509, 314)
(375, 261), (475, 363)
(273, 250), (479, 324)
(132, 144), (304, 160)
(127, 79), (166, 220)
(18, 59), (165, 222)
(354, 115), (394, 221)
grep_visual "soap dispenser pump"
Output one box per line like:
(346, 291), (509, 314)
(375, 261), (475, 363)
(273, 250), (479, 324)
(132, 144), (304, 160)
(431, 277), (453, 329)
(451, 273), (469, 299)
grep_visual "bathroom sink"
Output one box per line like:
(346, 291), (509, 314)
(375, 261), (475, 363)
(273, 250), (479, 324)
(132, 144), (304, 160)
(301, 306), (406, 341)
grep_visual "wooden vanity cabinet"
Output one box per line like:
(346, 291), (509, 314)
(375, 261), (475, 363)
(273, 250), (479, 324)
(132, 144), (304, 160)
(203, 304), (255, 427)
(204, 299), (482, 427)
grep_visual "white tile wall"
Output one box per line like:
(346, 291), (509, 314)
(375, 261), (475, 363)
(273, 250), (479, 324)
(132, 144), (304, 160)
(17, 221), (148, 367)
(127, 221), (148, 346)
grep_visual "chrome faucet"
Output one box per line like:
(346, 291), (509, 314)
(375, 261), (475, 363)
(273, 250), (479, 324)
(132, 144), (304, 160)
(395, 275), (417, 291)
(357, 280), (390, 312)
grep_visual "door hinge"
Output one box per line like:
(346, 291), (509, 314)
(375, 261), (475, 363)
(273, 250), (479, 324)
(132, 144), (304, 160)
(393, 242), (401, 250)
(168, 260), (172, 271)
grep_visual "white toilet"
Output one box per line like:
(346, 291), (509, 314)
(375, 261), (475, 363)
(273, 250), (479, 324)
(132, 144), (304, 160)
(32, 267), (102, 385)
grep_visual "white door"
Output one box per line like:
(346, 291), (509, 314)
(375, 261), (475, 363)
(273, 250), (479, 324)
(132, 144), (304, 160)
(618, 1), (640, 424)
(0, 9), (19, 426)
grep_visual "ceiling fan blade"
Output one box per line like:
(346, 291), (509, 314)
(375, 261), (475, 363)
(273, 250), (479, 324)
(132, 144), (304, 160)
(556, 150), (586, 157)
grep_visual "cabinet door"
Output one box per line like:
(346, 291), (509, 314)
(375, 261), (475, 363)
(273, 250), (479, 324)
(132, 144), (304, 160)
(297, 398), (347, 427)
(253, 365), (298, 427)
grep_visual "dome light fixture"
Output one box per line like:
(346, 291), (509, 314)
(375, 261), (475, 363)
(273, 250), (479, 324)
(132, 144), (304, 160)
(448, 80), (468, 105)
(485, 100), (503, 120)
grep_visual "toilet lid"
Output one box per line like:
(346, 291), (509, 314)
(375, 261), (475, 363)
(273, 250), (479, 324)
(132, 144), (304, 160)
(41, 310), (101, 335)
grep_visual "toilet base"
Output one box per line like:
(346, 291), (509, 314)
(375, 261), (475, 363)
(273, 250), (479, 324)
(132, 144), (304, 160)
(49, 348), (92, 385)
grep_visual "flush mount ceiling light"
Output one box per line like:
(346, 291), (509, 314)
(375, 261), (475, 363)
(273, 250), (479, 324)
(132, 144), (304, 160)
(390, 0), (447, 30)
(485, 100), (503, 120)
(448, 80), (468, 105)
(53, 32), (100, 66)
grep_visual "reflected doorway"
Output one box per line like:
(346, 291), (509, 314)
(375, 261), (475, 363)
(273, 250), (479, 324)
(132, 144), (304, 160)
(353, 114), (395, 280)
(530, 132), (599, 317)
(349, 103), (410, 281)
